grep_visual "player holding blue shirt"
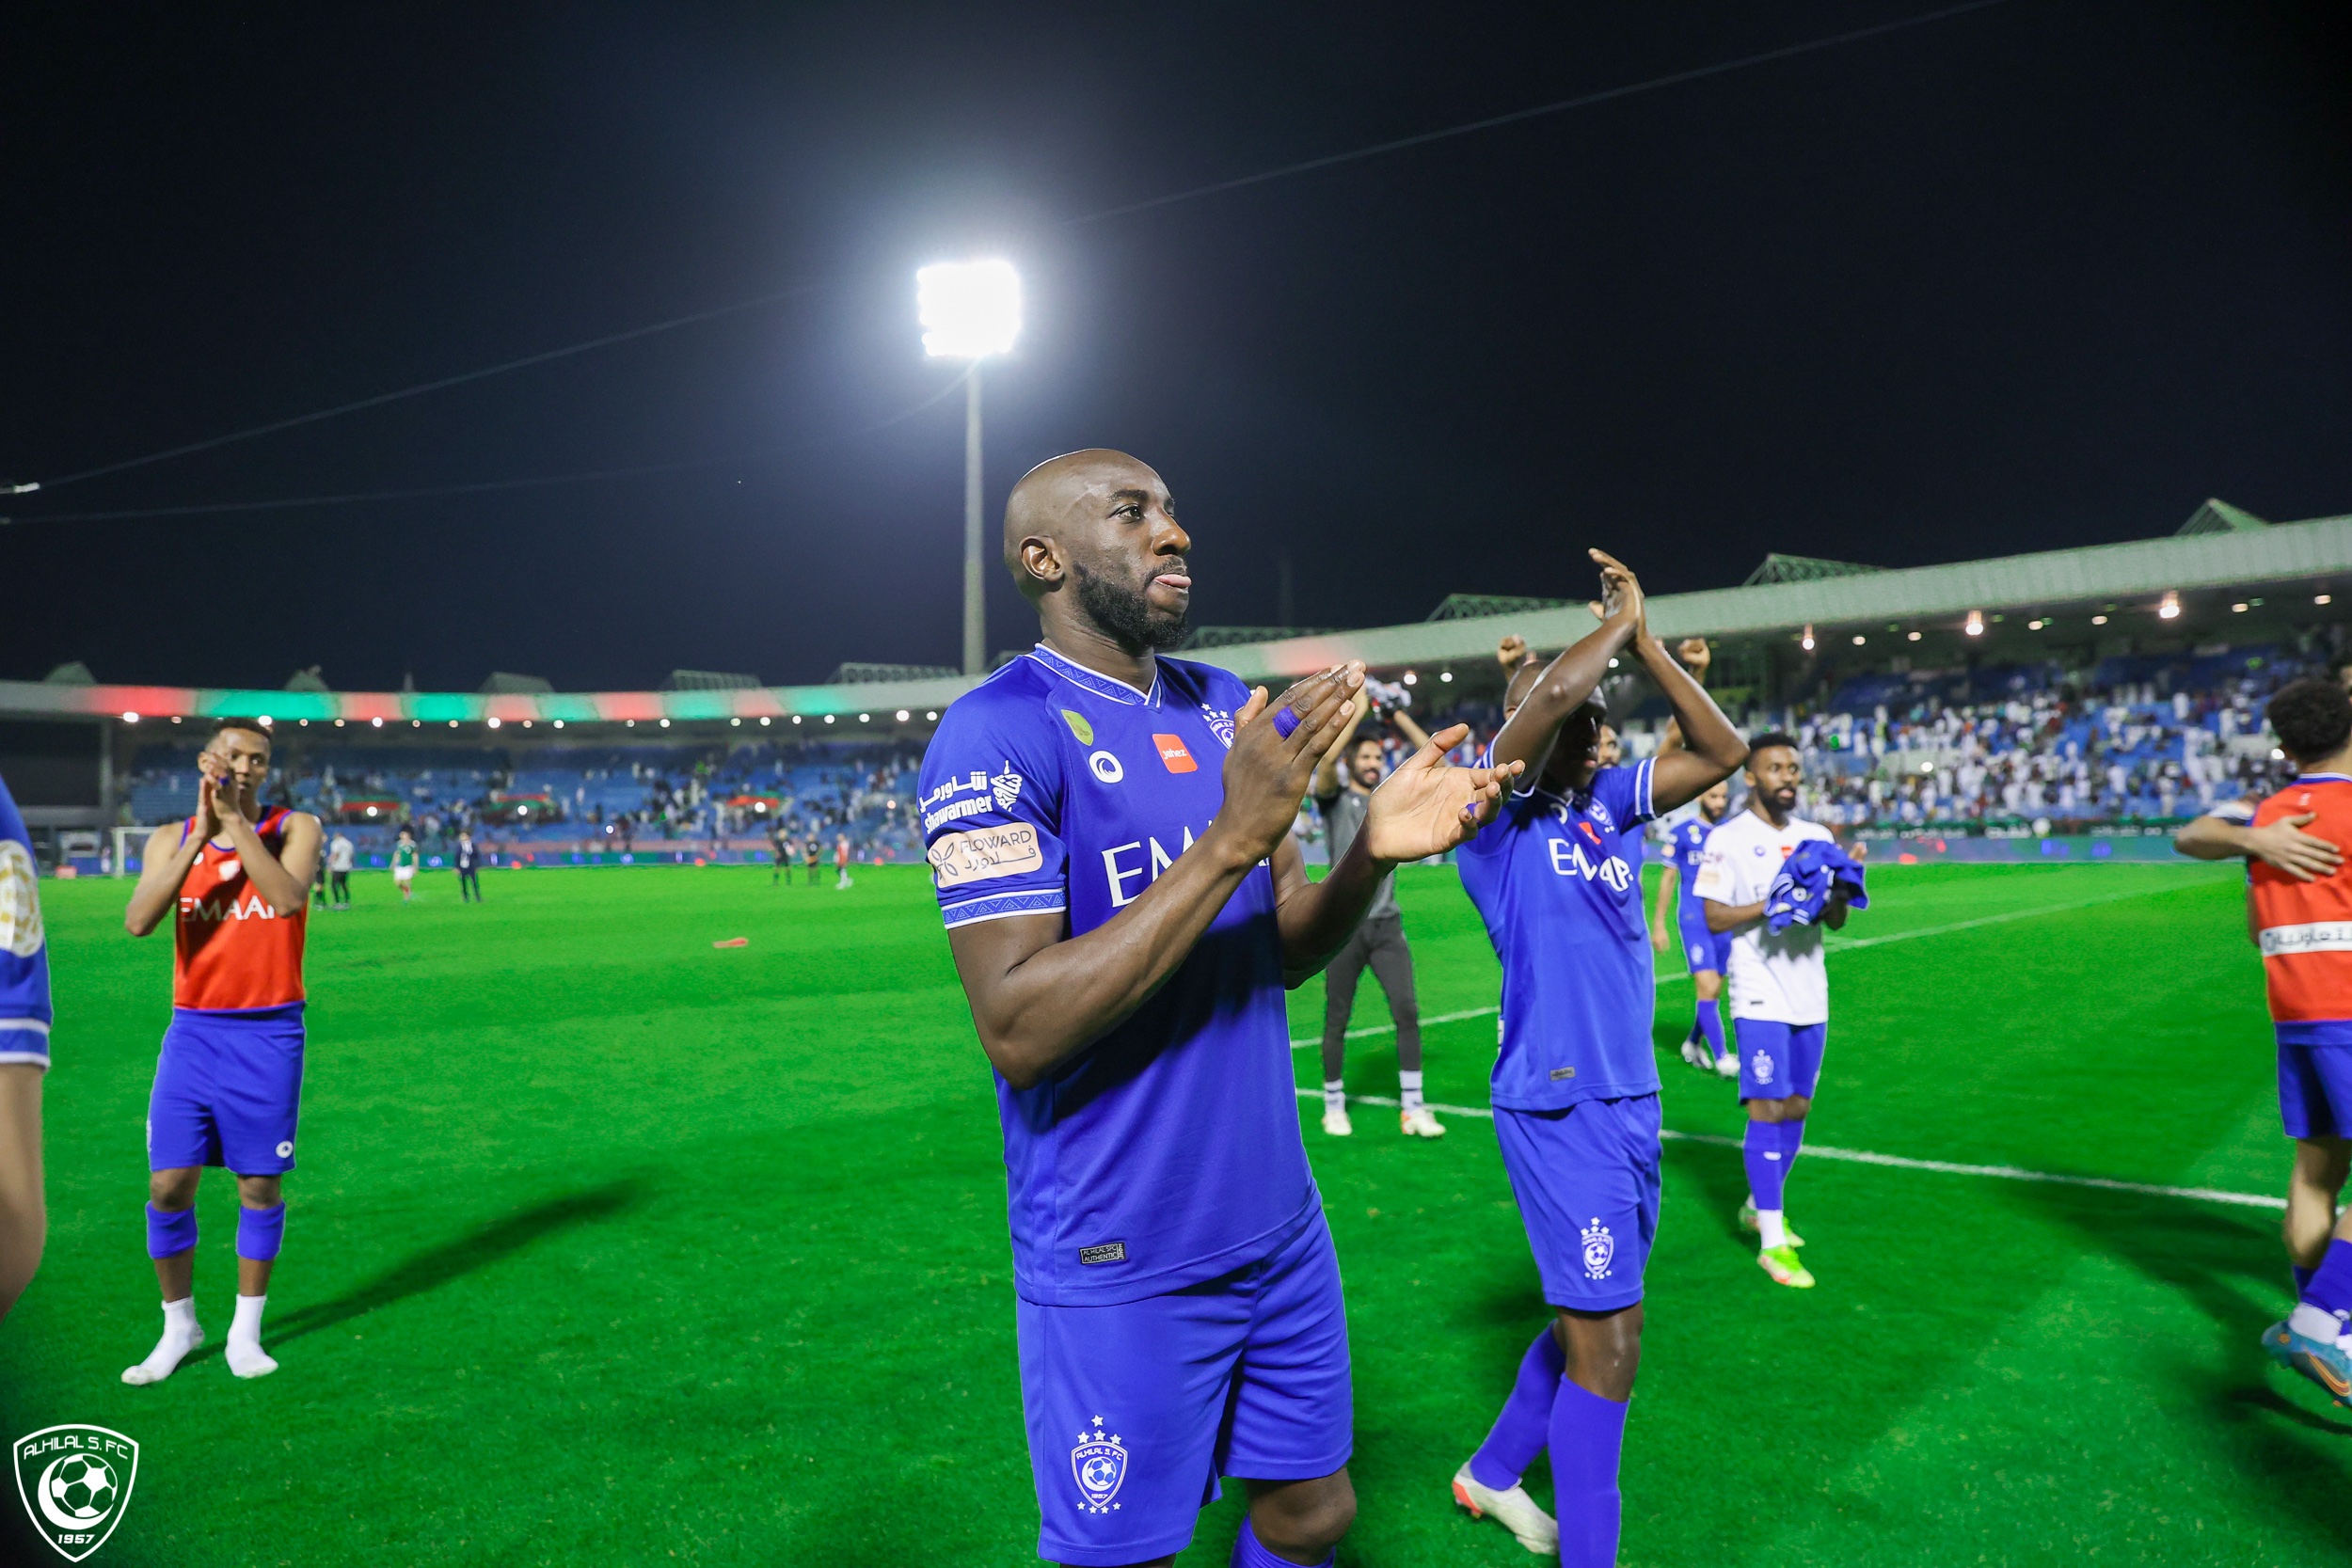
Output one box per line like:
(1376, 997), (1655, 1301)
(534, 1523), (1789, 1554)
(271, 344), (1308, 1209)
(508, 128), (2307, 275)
(925, 450), (1517, 1568)
(1450, 553), (1746, 1564)
(1651, 780), (1735, 1076)
(0, 770), (53, 1321)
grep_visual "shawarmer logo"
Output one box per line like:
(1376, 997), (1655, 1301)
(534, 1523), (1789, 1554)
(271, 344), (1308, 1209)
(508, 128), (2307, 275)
(14, 1425), (137, 1561)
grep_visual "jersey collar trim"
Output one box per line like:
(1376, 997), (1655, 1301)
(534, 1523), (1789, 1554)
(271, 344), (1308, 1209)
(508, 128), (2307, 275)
(2293, 774), (2352, 785)
(1025, 641), (1163, 708)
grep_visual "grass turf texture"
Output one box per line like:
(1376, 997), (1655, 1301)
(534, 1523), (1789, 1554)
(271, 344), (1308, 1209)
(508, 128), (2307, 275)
(2, 859), (2346, 1566)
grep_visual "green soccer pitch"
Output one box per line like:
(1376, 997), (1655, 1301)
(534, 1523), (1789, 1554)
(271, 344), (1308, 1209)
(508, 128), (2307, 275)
(3, 858), (2347, 1566)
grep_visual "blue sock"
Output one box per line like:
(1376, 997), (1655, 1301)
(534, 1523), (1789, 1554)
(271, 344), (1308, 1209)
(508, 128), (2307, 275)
(1780, 1117), (1807, 1189)
(1232, 1513), (1329, 1568)
(1470, 1325), (1566, 1490)
(2301, 1238), (2352, 1315)
(1742, 1121), (1786, 1212)
(1694, 1000), (1726, 1061)
(236, 1202), (286, 1261)
(2294, 1265), (2315, 1296)
(146, 1203), (196, 1259)
(1548, 1375), (1628, 1568)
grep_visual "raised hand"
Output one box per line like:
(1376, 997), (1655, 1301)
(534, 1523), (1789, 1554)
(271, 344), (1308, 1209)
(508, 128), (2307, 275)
(1219, 664), (1365, 863)
(1587, 548), (1645, 636)
(1677, 637), (1711, 677)
(1361, 723), (1523, 863)
(1497, 633), (1531, 671)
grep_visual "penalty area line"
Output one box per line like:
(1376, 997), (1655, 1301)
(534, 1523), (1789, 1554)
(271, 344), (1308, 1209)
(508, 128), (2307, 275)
(1290, 1088), (2283, 1212)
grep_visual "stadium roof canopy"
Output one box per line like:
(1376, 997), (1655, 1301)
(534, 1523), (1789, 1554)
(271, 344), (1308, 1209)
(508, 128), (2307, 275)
(6, 502), (2345, 730)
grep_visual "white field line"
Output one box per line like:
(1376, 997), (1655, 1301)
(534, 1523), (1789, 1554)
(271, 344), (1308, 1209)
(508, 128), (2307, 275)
(1291, 877), (2209, 1053)
(1291, 1087), (2283, 1212)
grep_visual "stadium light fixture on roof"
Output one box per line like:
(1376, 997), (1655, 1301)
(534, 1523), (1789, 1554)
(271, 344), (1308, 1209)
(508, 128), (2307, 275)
(1964, 611), (1983, 637)
(918, 260), (1022, 359)
(1800, 625), (1815, 651)
(487, 717), (501, 729)
(371, 717), (382, 727)
(2232, 601), (2249, 613)
(2091, 614), (2108, 626)
(2158, 593), (2181, 620)
(121, 710), (138, 722)
(1906, 631), (1921, 642)
(926, 710), (938, 721)
(896, 709), (911, 721)
(1440, 670), (1454, 682)
(1851, 635), (1866, 646)
(259, 715), (273, 727)
(2318, 594), (2333, 606)
(552, 719), (564, 728)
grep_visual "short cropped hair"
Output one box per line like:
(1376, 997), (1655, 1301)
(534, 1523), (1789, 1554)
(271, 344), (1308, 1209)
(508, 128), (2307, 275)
(1350, 725), (1386, 750)
(1746, 730), (1800, 761)
(2267, 677), (2352, 764)
(208, 716), (272, 745)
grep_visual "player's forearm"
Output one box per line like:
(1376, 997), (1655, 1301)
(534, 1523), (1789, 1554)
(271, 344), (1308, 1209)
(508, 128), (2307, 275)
(960, 827), (1263, 1088)
(1487, 618), (1634, 775)
(1638, 637), (1746, 808)
(2172, 816), (2250, 861)
(218, 818), (310, 912)
(1652, 866), (1679, 934)
(1278, 832), (1391, 984)
(0, 1065), (44, 1322)
(1705, 896), (1763, 934)
(124, 843), (201, 936)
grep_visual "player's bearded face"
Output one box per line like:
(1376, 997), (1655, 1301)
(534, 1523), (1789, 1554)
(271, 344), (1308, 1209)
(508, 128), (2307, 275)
(1073, 556), (1190, 652)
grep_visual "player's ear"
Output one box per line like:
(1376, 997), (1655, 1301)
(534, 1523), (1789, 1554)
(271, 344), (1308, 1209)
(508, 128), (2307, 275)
(1017, 536), (1066, 594)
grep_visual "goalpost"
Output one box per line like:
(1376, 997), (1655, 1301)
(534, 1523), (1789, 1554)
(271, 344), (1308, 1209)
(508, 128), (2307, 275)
(111, 824), (151, 878)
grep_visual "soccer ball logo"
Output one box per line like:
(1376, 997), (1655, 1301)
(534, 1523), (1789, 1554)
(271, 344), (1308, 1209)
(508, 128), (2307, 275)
(1068, 1418), (1129, 1513)
(45, 1455), (114, 1524)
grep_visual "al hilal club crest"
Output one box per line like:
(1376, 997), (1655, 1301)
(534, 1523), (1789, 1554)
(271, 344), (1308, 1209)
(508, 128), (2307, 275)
(992, 766), (1024, 812)
(1069, 1418), (1128, 1514)
(1581, 1217), (1616, 1281)
(1201, 705), (1236, 749)
(14, 1425), (138, 1562)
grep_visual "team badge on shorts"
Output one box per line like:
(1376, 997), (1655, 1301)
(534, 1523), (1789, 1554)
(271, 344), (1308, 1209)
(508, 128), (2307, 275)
(1752, 1050), (1776, 1085)
(1581, 1217), (1615, 1281)
(1069, 1418), (1128, 1514)
(14, 1424), (138, 1562)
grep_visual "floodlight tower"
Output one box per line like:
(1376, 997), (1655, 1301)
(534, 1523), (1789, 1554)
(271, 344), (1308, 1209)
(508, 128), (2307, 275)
(917, 260), (1022, 675)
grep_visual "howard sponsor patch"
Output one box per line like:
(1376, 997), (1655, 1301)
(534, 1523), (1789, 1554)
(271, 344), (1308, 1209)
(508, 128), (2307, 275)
(930, 825), (1044, 889)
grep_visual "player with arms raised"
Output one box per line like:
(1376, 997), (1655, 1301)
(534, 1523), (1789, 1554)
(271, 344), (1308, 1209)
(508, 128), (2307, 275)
(1451, 553), (1746, 1563)
(924, 450), (1516, 1568)
(120, 718), (322, 1382)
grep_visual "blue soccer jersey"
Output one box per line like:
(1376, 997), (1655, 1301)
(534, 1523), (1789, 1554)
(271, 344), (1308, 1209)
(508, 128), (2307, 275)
(1457, 759), (1661, 1111)
(0, 773), (53, 1069)
(919, 643), (1317, 1307)
(1667, 816), (1709, 881)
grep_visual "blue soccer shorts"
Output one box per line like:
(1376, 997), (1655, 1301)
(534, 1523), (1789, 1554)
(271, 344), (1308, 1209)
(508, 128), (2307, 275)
(1495, 1094), (1662, 1314)
(1013, 1211), (1352, 1566)
(2279, 1041), (2352, 1141)
(1737, 1018), (1826, 1101)
(1677, 899), (1731, 976)
(147, 1004), (306, 1175)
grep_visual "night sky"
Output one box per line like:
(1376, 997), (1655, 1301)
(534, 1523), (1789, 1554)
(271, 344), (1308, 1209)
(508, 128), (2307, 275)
(4, 1), (2347, 693)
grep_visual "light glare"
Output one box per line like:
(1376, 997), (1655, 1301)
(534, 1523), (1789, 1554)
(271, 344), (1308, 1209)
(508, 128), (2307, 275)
(917, 261), (1022, 358)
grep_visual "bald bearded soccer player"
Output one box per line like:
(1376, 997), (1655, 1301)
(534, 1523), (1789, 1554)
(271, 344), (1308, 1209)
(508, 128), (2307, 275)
(922, 450), (1519, 1568)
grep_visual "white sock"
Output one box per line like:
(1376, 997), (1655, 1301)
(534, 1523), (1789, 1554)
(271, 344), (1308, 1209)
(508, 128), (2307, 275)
(225, 1293), (278, 1379)
(2289, 1302), (2342, 1345)
(1398, 1070), (1424, 1113)
(121, 1296), (203, 1386)
(1756, 1209), (1788, 1250)
(1323, 1078), (1346, 1113)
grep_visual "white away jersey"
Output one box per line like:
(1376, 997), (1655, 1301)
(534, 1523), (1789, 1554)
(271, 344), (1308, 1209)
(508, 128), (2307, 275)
(1692, 808), (1835, 1025)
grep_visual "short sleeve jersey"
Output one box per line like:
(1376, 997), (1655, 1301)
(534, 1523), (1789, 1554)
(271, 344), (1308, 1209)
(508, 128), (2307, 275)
(1692, 809), (1835, 1025)
(1667, 816), (1710, 881)
(918, 643), (1316, 1307)
(2250, 774), (2352, 1045)
(1456, 757), (1661, 1111)
(0, 773), (53, 1069)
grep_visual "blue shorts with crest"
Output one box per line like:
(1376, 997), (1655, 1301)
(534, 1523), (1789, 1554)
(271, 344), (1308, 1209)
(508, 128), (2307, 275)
(147, 1004), (305, 1175)
(1496, 1093), (1661, 1314)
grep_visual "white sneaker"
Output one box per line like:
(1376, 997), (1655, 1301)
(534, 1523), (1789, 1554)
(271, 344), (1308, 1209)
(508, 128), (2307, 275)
(1321, 1106), (1353, 1137)
(1452, 1462), (1559, 1555)
(1713, 1053), (1740, 1080)
(1678, 1039), (1708, 1069)
(1401, 1107), (1447, 1138)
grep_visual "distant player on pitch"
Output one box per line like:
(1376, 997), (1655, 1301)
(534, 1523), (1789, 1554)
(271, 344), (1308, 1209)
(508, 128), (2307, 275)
(2243, 676), (2352, 1405)
(391, 827), (420, 903)
(1694, 731), (1858, 1289)
(120, 718), (322, 1381)
(1452, 552), (1745, 1563)
(1, 768), (53, 1321)
(924, 449), (1513, 1568)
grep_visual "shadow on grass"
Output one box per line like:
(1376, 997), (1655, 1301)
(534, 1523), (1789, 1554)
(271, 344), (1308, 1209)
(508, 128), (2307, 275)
(1661, 1129), (1751, 1249)
(183, 1180), (643, 1362)
(2017, 1181), (2352, 1553)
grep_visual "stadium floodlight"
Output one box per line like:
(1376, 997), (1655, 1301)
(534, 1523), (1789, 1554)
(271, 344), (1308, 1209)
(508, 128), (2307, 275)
(121, 711), (138, 723)
(2158, 593), (2181, 620)
(487, 717), (501, 729)
(2319, 594), (2334, 606)
(2232, 601), (2249, 613)
(1964, 611), (1984, 637)
(1801, 625), (1816, 651)
(918, 259), (1022, 676)
(1851, 635), (1866, 646)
